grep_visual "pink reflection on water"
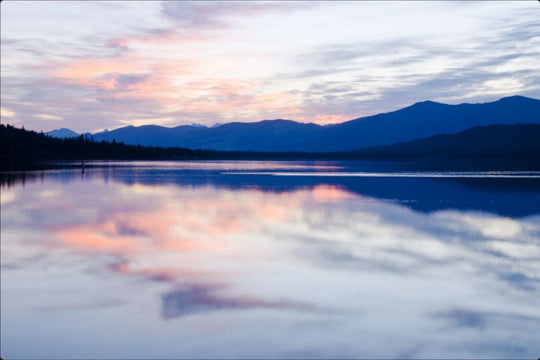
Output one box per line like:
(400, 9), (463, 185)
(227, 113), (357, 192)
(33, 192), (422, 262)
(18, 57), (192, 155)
(312, 184), (359, 202)
(25, 183), (358, 317)
(49, 184), (358, 257)
(56, 226), (139, 254)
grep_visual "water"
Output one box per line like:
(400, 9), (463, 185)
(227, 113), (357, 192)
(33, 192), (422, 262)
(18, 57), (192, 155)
(1, 160), (539, 359)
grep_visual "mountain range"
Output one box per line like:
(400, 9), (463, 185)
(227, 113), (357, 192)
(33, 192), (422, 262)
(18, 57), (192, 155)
(46, 128), (79, 139)
(47, 95), (540, 152)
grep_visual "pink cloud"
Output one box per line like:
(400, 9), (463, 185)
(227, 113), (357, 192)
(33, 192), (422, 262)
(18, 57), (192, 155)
(109, 29), (215, 48)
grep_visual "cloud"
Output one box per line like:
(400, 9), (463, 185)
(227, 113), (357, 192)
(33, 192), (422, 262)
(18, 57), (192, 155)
(35, 114), (62, 121)
(1, 1), (538, 132)
(161, 1), (313, 29)
(274, 5), (540, 119)
(1, 107), (15, 118)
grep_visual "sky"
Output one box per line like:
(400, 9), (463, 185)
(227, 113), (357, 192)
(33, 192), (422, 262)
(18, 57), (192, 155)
(1, 1), (539, 133)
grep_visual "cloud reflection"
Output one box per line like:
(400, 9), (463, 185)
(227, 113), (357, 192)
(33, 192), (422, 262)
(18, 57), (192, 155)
(162, 283), (317, 319)
(1, 165), (539, 358)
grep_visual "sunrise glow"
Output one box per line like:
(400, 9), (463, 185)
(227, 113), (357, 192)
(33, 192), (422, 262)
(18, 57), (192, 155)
(1, 1), (539, 133)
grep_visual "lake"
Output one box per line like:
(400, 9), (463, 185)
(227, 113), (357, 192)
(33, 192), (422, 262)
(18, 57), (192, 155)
(1, 160), (539, 359)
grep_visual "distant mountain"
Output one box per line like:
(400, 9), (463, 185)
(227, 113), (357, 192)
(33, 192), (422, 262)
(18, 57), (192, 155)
(3, 123), (539, 171)
(90, 95), (540, 152)
(46, 128), (79, 139)
(352, 124), (540, 158)
(310, 95), (540, 151)
(92, 119), (324, 151)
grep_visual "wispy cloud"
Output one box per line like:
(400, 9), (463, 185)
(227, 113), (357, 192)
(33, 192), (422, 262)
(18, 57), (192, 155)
(161, 1), (314, 30)
(1, 1), (538, 132)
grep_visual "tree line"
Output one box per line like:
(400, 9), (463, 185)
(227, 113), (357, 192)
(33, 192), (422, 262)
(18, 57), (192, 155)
(0, 124), (222, 169)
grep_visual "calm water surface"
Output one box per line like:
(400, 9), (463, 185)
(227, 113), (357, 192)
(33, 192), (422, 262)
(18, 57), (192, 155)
(1, 160), (539, 359)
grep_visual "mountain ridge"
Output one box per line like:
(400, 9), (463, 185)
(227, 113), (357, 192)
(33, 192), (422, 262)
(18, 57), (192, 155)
(48, 95), (540, 152)
(45, 128), (79, 139)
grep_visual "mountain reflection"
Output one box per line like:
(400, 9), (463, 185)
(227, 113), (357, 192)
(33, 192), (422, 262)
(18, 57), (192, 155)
(3, 161), (540, 217)
(1, 161), (539, 358)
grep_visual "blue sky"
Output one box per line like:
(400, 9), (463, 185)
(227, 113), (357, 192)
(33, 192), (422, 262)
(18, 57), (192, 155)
(1, 1), (539, 132)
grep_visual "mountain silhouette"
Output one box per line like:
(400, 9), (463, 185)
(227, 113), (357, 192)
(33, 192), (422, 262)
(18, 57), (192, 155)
(313, 95), (540, 151)
(53, 95), (539, 152)
(45, 128), (79, 139)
